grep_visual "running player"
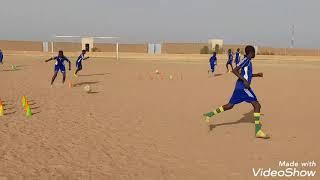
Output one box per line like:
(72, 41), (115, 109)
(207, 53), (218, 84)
(235, 48), (241, 65)
(208, 52), (218, 76)
(226, 49), (233, 73)
(0, 49), (3, 64)
(203, 45), (269, 139)
(74, 50), (90, 77)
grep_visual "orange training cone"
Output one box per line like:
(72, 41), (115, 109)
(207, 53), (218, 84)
(0, 100), (4, 116)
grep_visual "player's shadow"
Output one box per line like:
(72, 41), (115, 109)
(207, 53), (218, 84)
(79, 73), (111, 77)
(209, 110), (254, 131)
(214, 73), (223, 77)
(73, 81), (100, 87)
(88, 91), (99, 94)
(2, 69), (22, 72)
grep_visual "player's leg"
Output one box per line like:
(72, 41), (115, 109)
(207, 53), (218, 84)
(203, 103), (234, 123)
(60, 66), (66, 83)
(244, 87), (270, 139)
(230, 63), (234, 70)
(226, 63), (229, 72)
(74, 63), (82, 76)
(75, 65), (82, 75)
(51, 71), (58, 85)
(204, 103), (234, 116)
(203, 88), (242, 123)
(62, 72), (66, 83)
(251, 101), (269, 139)
(209, 65), (215, 76)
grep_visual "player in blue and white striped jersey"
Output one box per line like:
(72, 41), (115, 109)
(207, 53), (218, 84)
(226, 49), (234, 73)
(74, 50), (90, 77)
(235, 48), (241, 65)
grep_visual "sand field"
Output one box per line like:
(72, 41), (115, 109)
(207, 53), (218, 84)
(0, 53), (319, 179)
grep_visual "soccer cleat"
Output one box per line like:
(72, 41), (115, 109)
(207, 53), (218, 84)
(203, 112), (214, 123)
(73, 72), (78, 77)
(255, 130), (270, 139)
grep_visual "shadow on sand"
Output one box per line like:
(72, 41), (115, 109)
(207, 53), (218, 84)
(79, 73), (111, 77)
(209, 110), (255, 131)
(214, 73), (223, 77)
(73, 81), (100, 87)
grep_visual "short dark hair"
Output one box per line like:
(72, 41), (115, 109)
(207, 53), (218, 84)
(82, 50), (86, 52)
(245, 45), (255, 55)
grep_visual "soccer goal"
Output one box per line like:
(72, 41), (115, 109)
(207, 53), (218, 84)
(50, 35), (120, 60)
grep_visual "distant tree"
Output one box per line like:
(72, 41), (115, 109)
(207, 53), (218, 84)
(200, 46), (210, 54)
(91, 47), (100, 52)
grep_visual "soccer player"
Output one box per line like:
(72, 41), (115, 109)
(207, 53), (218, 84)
(235, 48), (241, 65)
(203, 45), (269, 139)
(226, 49), (233, 73)
(74, 50), (90, 77)
(0, 49), (3, 64)
(208, 52), (217, 76)
(45, 50), (71, 86)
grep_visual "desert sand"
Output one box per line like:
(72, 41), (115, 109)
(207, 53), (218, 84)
(0, 53), (319, 179)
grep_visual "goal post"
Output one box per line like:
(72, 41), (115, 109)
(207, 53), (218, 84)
(50, 35), (120, 60)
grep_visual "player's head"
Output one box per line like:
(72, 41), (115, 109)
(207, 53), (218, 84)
(58, 50), (64, 57)
(237, 48), (240, 52)
(228, 49), (232, 53)
(213, 52), (217, 56)
(82, 50), (87, 54)
(245, 45), (255, 58)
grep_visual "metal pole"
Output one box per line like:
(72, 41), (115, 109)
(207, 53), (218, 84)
(116, 42), (119, 60)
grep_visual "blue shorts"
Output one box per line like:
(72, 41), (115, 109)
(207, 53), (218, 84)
(227, 61), (232, 65)
(229, 88), (258, 105)
(76, 62), (82, 70)
(54, 65), (66, 73)
(210, 64), (215, 72)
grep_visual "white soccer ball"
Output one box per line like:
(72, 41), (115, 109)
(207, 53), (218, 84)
(84, 85), (91, 93)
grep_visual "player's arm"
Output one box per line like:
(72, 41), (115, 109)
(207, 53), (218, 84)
(84, 57), (90, 60)
(232, 66), (250, 88)
(252, 73), (263, 77)
(66, 58), (71, 70)
(45, 57), (55, 62)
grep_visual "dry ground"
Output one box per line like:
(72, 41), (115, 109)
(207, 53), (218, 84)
(0, 53), (319, 180)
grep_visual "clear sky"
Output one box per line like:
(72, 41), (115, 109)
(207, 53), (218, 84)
(0, 0), (319, 48)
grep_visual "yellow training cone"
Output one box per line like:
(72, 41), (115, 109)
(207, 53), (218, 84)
(22, 96), (26, 107)
(26, 104), (32, 118)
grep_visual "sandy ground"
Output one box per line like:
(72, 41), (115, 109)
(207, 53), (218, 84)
(0, 54), (320, 180)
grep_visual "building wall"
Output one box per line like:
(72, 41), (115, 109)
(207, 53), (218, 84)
(0, 40), (43, 51)
(0, 40), (320, 56)
(162, 43), (208, 54)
